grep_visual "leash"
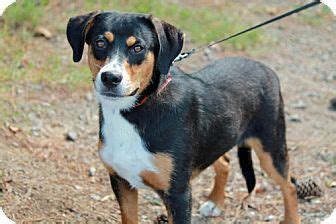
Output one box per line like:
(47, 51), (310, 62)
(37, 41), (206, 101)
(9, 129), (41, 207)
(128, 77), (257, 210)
(135, 1), (321, 108)
(173, 0), (322, 63)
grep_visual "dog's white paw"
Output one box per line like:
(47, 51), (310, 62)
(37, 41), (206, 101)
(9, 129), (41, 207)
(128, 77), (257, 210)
(199, 200), (221, 217)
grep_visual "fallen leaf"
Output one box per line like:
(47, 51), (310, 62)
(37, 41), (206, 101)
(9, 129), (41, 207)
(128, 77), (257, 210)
(8, 125), (20, 133)
(34, 26), (53, 39)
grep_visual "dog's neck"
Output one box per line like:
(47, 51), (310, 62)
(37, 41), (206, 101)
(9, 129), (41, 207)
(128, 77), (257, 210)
(132, 68), (171, 108)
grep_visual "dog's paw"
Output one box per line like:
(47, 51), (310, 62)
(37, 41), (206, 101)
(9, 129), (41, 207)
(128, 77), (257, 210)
(199, 200), (221, 217)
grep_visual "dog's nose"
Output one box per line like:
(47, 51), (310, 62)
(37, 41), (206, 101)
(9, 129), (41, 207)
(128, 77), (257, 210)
(101, 72), (122, 88)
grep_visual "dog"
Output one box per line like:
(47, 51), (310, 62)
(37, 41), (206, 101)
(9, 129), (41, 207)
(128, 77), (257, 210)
(66, 11), (300, 224)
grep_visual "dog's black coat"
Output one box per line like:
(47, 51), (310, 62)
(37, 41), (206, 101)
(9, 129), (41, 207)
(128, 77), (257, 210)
(123, 57), (284, 186)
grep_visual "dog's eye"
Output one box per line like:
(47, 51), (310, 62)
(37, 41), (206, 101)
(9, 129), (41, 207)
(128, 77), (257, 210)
(132, 45), (143, 53)
(95, 39), (106, 49)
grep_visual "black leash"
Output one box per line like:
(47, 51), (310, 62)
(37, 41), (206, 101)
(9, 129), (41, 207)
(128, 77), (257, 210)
(173, 0), (322, 63)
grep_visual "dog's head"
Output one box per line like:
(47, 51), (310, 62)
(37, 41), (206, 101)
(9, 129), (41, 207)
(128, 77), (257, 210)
(66, 11), (184, 102)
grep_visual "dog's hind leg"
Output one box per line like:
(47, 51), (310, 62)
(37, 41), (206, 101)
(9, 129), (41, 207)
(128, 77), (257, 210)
(199, 154), (230, 217)
(245, 138), (300, 224)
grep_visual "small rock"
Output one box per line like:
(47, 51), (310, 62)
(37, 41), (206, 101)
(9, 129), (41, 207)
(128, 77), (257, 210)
(149, 198), (161, 206)
(66, 131), (77, 141)
(326, 73), (336, 81)
(41, 102), (51, 107)
(310, 198), (321, 204)
(329, 97), (336, 111)
(321, 54), (330, 62)
(88, 167), (96, 177)
(249, 211), (256, 217)
(93, 115), (99, 121)
(292, 100), (307, 110)
(12, 142), (19, 147)
(82, 158), (90, 164)
(141, 215), (149, 221)
(288, 114), (301, 122)
(100, 195), (112, 202)
(16, 88), (23, 94)
(85, 93), (93, 101)
(32, 130), (40, 137)
(204, 48), (215, 61)
(90, 194), (101, 201)
(264, 215), (275, 222)
(74, 185), (82, 190)
(78, 114), (85, 121)
(304, 91), (320, 98)
(30, 84), (43, 90)
(326, 180), (336, 188)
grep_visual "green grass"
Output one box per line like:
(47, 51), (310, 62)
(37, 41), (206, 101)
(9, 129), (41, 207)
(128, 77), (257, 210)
(81, 0), (263, 49)
(297, 5), (333, 26)
(4, 0), (49, 29)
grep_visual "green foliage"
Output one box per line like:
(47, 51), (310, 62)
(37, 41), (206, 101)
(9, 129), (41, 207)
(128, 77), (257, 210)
(81, 0), (263, 49)
(3, 0), (49, 29)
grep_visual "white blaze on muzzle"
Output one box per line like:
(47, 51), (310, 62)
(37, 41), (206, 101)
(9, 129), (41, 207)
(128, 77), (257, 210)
(95, 55), (134, 96)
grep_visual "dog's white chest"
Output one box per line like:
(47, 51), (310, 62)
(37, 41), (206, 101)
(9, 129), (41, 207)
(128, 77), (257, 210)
(99, 107), (156, 189)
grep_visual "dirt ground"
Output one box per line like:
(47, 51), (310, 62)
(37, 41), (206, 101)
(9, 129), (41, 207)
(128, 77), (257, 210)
(0, 1), (335, 223)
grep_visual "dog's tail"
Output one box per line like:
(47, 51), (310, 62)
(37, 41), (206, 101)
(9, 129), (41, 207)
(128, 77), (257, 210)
(238, 147), (323, 199)
(237, 147), (256, 194)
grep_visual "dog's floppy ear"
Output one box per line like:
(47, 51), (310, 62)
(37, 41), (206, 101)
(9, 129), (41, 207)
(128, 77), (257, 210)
(66, 11), (101, 62)
(150, 17), (184, 75)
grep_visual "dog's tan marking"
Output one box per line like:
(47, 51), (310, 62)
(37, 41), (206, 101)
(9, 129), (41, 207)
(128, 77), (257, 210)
(118, 181), (138, 224)
(87, 47), (107, 77)
(83, 10), (100, 36)
(126, 36), (137, 47)
(124, 52), (155, 92)
(207, 154), (230, 207)
(140, 153), (173, 191)
(98, 139), (116, 175)
(245, 138), (300, 224)
(84, 19), (95, 36)
(104, 31), (114, 43)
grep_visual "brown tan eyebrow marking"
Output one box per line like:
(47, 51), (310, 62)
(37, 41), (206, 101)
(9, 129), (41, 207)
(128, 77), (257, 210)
(104, 32), (114, 43)
(126, 36), (137, 47)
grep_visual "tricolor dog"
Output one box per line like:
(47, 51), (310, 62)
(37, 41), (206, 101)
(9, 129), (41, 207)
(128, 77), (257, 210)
(66, 11), (300, 224)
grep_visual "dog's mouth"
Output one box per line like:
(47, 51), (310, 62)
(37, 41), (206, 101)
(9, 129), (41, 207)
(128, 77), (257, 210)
(100, 88), (139, 98)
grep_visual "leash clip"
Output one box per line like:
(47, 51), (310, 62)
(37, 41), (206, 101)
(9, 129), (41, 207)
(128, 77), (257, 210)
(173, 49), (196, 64)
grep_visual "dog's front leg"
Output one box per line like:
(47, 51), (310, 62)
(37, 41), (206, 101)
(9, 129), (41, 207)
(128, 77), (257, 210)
(158, 186), (192, 224)
(110, 175), (138, 224)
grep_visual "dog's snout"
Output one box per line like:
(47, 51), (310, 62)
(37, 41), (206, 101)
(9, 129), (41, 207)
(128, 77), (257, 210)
(101, 72), (123, 88)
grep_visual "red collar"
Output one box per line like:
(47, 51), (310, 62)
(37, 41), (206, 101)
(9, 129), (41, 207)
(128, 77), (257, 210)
(133, 73), (172, 108)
